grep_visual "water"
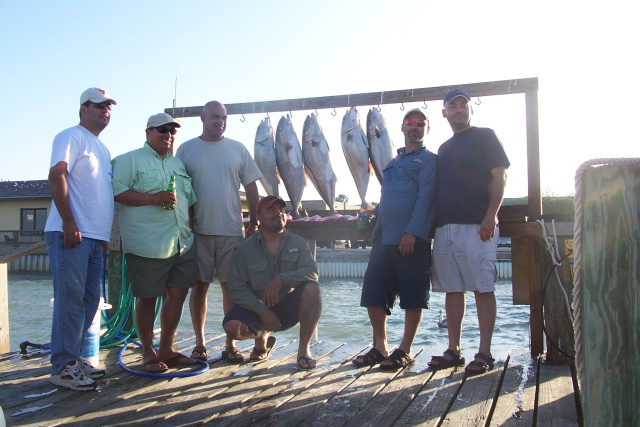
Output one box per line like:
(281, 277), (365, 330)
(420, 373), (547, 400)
(6, 272), (530, 355)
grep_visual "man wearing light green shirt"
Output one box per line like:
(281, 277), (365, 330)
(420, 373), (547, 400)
(111, 113), (198, 372)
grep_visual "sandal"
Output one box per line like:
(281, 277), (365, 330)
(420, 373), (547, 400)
(191, 345), (208, 362)
(143, 358), (168, 373)
(428, 349), (466, 371)
(297, 356), (317, 370)
(352, 347), (386, 367)
(222, 347), (244, 364)
(380, 349), (414, 371)
(465, 352), (495, 376)
(250, 336), (276, 363)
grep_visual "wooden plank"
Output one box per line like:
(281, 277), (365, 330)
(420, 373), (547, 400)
(488, 351), (536, 426)
(439, 354), (506, 426)
(536, 363), (579, 426)
(396, 366), (466, 426)
(525, 89), (541, 219)
(580, 163), (640, 426)
(0, 263), (8, 353)
(166, 78), (538, 118)
(250, 347), (379, 426)
(343, 350), (434, 427)
(0, 241), (46, 264)
(511, 236), (532, 305)
(213, 342), (368, 427)
(303, 348), (426, 427)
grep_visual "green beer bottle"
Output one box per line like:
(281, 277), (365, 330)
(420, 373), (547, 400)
(164, 175), (176, 210)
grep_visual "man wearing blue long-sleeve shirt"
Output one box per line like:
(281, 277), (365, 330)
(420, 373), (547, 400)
(353, 108), (437, 371)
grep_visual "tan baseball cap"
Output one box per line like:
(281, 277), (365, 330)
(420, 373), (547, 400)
(146, 113), (181, 129)
(80, 87), (117, 105)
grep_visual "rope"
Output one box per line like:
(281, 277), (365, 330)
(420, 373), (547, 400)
(572, 157), (640, 383)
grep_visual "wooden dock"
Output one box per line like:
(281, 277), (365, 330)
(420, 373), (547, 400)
(1, 333), (580, 426)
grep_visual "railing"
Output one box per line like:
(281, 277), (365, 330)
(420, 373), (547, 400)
(0, 230), (45, 248)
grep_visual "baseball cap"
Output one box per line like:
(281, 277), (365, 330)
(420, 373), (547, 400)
(80, 87), (117, 105)
(403, 108), (427, 121)
(258, 195), (287, 211)
(146, 113), (181, 129)
(443, 89), (471, 105)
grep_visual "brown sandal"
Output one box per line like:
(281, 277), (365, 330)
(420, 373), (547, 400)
(221, 347), (244, 364)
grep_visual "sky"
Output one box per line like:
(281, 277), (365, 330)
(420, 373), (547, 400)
(1, 1), (638, 206)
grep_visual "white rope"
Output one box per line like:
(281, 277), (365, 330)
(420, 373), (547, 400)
(572, 157), (640, 385)
(535, 219), (574, 324)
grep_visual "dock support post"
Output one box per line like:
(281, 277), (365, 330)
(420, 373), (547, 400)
(0, 263), (8, 353)
(578, 162), (640, 426)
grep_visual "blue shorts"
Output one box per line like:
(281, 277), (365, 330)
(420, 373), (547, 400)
(222, 281), (314, 334)
(360, 235), (431, 314)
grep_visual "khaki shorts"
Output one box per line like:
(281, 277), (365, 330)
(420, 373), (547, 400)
(432, 224), (498, 293)
(125, 245), (197, 299)
(194, 234), (242, 283)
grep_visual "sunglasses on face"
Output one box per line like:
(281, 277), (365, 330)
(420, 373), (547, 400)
(90, 102), (112, 111)
(153, 126), (178, 135)
(404, 119), (428, 127)
(265, 207), (286, 213)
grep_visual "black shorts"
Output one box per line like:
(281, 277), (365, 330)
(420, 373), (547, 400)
(222, 281), (315, 334)
(360, 235), (431, 314)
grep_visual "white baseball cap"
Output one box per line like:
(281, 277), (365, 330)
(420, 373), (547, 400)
(80, 87), (117, 105)
(146, 113), (181, 129)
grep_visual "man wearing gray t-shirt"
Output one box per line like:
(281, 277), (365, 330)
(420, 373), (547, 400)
(176, 100), (263, 363)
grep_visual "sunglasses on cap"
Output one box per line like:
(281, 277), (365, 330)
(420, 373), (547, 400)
(153, 126), (178, 135)
(404, 119), (428, 127)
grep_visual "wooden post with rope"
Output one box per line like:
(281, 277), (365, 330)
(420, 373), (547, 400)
(573, 158), (640, 426)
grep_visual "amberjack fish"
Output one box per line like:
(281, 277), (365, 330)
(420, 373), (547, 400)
(254, 117), (279, 196)
(275, 115), (305, 219)
(302, 113), (338, 215)
(366, 108), (394, 184)
(341, 107), (370, 211)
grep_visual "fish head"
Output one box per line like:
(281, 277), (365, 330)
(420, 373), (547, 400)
(255, 117), (274, 146)
(341, 107), (359, 134)
(302, 113), (322, 146)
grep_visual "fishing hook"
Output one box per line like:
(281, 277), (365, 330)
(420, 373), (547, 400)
(400, 102), (405, 111)
(290, 110), (293, 118)
(240, 113), (246, 122)
(422, 101), (428, 110)
(376, 104), (382, 112)
(475, 97), (482, 105)
(331, 107), (337, 116)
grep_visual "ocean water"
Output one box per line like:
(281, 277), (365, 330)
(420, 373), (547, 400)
(6, 272), (530, 356)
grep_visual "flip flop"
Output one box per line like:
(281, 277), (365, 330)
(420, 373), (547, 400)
(191, 345), (208, 361)
(143, 358), (168, 373)
(250, 336), (276, 363)
(380, 349), (414, 371)
(161, 353), (198, 367)
(428, 349), (466, 371)
(352, 347), (386, 367)
(297, 356), (316, 370)
(222, 347), (244, 364)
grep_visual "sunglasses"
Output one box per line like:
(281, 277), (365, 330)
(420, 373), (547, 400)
(153, 126), (178, 135)
(404, 119), (428, 127)
(90, 102), (112, 110)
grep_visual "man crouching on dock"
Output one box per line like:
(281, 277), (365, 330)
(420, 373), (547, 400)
(223, 195), (322, 370)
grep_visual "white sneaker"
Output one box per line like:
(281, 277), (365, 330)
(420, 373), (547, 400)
(50, 361), (96, 391)
(79, 357), (106, 379)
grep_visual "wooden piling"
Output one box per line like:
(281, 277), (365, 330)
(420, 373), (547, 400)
(578, 161), (640, 426)
(0, 263), (8, 353)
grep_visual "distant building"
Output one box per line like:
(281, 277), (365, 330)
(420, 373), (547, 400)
(0, 180), (51, 233)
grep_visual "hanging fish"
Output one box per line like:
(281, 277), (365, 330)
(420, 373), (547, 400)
(366, 108), (394, 185)
(254, 117), (279, 196)
(275, 115), (305, 219)
(341, 107), (370, 211)
(302, 113), (338, 215)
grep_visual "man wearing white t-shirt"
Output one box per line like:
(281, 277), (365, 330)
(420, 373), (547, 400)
(176, 100), (262, 363)
(44, 87), (116, 391)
